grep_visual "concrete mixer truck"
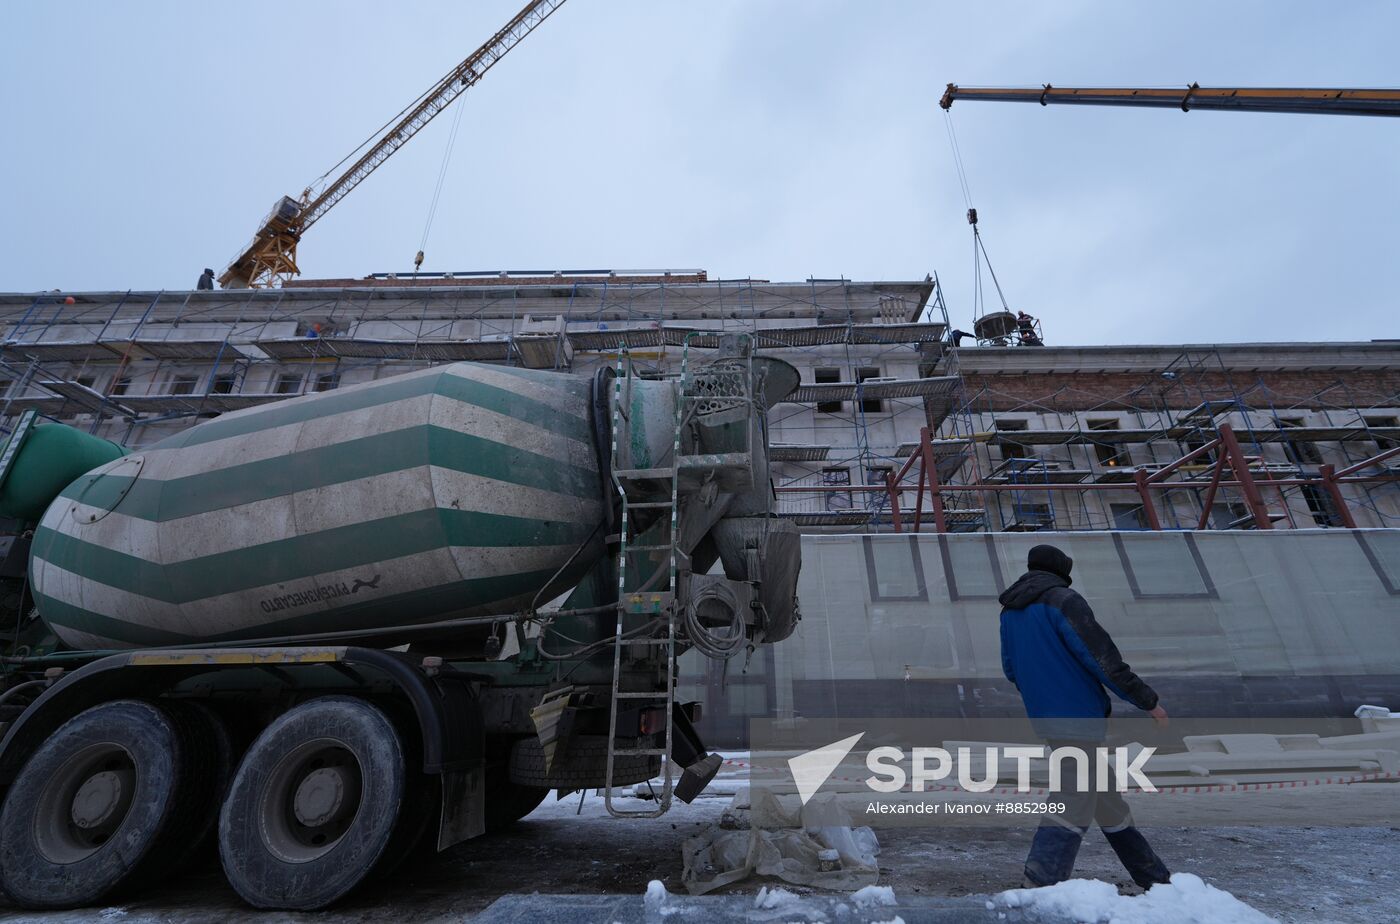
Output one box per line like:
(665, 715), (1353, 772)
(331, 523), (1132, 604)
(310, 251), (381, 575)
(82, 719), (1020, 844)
(0, 334), (801, 910)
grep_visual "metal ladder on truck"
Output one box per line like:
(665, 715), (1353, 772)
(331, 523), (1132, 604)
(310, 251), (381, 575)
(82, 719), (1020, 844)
(603, 347), (688, 818)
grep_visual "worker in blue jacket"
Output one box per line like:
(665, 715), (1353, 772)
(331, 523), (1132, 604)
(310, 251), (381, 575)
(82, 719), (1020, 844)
(998, 543), (1172, 890)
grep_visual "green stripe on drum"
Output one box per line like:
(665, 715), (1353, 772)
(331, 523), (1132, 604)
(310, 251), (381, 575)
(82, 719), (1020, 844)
(34, 592), (189, 647)
(34, 508), (596, 604)
(58, 425), (601, 523)
(37, 565), (570, 647)
(173, 364), (592, 449)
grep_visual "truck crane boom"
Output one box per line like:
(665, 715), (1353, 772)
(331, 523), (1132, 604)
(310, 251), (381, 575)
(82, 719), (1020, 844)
(939, 84), (1400, 117)
(219, 0), (568, 289)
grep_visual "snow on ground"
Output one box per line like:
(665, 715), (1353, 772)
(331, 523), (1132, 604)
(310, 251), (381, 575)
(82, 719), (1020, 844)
(996, 873), (1279, 924)
(850, 885), (897, 907)
(753, 886), (802, 909)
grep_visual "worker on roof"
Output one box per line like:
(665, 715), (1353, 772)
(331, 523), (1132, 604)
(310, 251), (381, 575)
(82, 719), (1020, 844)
(1016, 311), (1043, 346)
(998, 543), (1172, 890)
(197, 268), (215, 290)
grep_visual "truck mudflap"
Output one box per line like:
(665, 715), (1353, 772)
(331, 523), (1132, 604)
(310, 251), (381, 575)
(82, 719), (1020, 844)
(0, 646), (487, 850)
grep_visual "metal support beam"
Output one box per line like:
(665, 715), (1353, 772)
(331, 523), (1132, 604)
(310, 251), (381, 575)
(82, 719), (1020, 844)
(1318, 464), (1358, 529)
(1217, 424), (1272, 530)
(1133, 468), (1162, 530)
(920, 426), (948, 534)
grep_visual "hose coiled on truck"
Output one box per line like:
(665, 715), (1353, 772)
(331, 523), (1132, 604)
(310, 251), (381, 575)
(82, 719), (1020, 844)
(682, 580), (747, 661)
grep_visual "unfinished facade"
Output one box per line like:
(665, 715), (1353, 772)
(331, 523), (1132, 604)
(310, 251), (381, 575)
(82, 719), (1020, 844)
(0, 273), (1395, 535)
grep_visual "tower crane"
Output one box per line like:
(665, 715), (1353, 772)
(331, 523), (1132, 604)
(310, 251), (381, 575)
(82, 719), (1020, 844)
(219, 0), (568, 289)
(940, 84), (1400, 117)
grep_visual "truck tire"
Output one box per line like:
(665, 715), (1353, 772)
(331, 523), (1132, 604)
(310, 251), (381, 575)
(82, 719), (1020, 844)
(218, 697), (405, 910)
(508, 734), (661, 790)
(157, 701), (235, 866)
(0, 700), (198, 909)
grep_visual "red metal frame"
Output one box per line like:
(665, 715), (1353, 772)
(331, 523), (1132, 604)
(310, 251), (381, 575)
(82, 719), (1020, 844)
(775, 424), (1400, 532)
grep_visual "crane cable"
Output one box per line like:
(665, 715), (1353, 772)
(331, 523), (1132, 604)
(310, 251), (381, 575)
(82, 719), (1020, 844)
(414, 91), (469, 273)
(942, 109), (974, 210)
(306, 82), (441, 200)
(942, 109), (1010, 316)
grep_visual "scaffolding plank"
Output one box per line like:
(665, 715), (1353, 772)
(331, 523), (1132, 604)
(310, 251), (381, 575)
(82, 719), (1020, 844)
(1, 341), (122, 363)
(204, 393), (294, 411)
(1175, 400), (1239, 425)
(35, 380), (134, 416)
(567, 322), (949, 353)
(986, 457), (1090, 484)
(993, 428), (1168, 445)
(851, 322), (948, 344)
(776, 510), (873, 526)
(770, 444), (831, 462)
(0, 396), (63, 415)
(115, 394), (210, 414)
(783, 375), (960, 404)
(105, 339), (248, 362)
(895, 438), (973, 457)
(255, 338), (511, 362)
(567, 327), (669, 351)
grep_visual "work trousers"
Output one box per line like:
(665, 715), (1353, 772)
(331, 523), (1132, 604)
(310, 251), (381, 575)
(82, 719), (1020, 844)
(1023, 740), (1170, 889)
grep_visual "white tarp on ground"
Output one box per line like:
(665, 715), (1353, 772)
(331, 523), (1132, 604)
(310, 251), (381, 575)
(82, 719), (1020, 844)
(682, 788), (880, 894)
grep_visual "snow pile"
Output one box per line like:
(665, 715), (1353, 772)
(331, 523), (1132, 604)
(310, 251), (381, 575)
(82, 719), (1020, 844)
(750, 885), (832, 920)
(996, 873), (1278, 924)
(850, 884), (897, 907)
(643, 879), (684, 917)
(754, 886), (803, 909)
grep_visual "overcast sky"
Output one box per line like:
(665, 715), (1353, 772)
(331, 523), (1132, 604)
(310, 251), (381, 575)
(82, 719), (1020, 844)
(2, 1), (1395, 345)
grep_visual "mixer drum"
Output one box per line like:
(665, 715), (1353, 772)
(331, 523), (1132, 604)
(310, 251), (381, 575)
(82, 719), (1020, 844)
(29, 362), (607, 650)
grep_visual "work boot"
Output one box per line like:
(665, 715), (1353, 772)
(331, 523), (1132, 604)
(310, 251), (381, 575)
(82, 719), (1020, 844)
(1023, 823), (1085, 887)
(1102, 826), (1171, 889)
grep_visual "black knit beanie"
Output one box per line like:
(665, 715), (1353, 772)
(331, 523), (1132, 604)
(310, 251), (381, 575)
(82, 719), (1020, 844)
(1028, 544), (1073, 585)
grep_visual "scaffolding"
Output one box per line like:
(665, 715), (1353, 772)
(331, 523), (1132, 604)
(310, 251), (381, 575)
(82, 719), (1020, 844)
(2, 278), (1395, 533)
(776, 341), (1400, 533)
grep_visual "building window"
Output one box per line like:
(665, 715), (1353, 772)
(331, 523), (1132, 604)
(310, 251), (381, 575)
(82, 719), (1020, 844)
(1182, 433), (1216, 465)
(995, 418), (1029, 460)
(109, 376), (131, 396)
(1278, 418), (1322, 466)
(170, 375), (198, 396)
(814, 368), (843, 414)
(75, 376), (96, 390)
(274, 373), (303, 395)
(865, 466), (893, 507)
(1212, 502), (1251, 530)
(1299, 485), (1340, 528)
(1110, 502), (1149, 530)
(313, 372), (341, 392)
(821, 467), (852, 511)
(211, 373), (236, 394)
(1364, 416), (1397, 452)
(1088, 419), (1131, 467)
(1010, 503), (1054, 531)
(855, 367), (884, 414)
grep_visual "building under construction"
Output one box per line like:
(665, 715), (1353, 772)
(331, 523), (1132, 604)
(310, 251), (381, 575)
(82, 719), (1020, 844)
(2, 272), (1395, 536)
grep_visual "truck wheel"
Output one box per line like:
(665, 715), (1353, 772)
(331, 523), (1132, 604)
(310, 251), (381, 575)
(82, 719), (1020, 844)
(218, 697), (405, 910)
(0, 700), (192, 909)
